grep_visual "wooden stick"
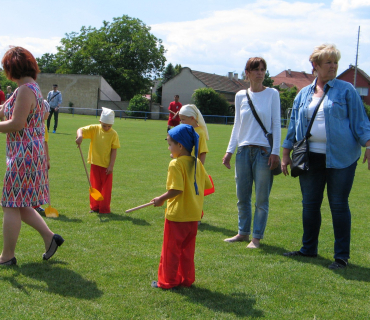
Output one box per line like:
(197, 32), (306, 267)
(78, 145), (92, 188)
(125, 202), (154, 213)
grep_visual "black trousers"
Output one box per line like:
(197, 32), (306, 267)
(47, 108), (59, 131)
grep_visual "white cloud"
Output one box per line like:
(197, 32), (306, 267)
(0, 36), (61, 62)
(151, 0), (370, 76)
(331, 0), (370, 11)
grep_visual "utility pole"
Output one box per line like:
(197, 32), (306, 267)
(354, 26), (360, 88)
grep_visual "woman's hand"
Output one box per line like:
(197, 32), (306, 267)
(363, 148), (370, 170)
(268, 154), (280, 170)
(222, 152), (233, 169)
(281, 148), (292, 176)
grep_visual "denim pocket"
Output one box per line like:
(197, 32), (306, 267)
(330, 97), (347, 120)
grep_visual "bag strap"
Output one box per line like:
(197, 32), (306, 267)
(48, 91), (60, 103)
(305, 85), (330, 139)
(246, 90), (269, 136)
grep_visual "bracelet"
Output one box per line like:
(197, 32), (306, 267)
(366, 146), (370, 150)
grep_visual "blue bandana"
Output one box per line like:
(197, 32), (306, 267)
(168, 124), (200, 195)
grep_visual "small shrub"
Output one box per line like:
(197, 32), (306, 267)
(128, 94), (150, 117)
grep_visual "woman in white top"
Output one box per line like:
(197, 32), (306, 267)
(222, 57), (281, 249)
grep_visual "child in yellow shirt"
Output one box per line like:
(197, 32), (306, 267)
(75, 107), (120, 214)
(179, 104), (209, 165)
(151, 124), (212, 289)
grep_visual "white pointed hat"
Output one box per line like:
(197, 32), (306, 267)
(100, 107), (115, 124)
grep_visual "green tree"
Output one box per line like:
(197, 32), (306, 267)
(174, 64), (182, 75)
(0, 69), (17, 92)
(192, 87), (230, 116)
(161, 63), (175, 84)
(54, 15), (166, 101)
(127, 94), (150, 117)
(36, 53), (59, 73)
(279, 86), (298, 118)
(263, 70), (274, 87)
(364, 103), (370, 120)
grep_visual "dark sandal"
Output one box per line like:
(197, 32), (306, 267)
(283, 251), (317, 257)
(0, 257), (17, 265)
(43, 234), (64, 260)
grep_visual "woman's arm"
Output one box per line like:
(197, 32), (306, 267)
(0, 86), (33, 133)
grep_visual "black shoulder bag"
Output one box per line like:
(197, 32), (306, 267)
(290, 86), (329, 177)
(246, 90), (282, 175)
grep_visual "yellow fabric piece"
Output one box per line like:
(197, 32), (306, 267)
(81, 124), (120, 168)
(165, 156), (212, 222)
(192, 126), (209, 157)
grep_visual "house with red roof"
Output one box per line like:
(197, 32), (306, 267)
(271, 69), (315, 91)
(337, 65), (370, 105)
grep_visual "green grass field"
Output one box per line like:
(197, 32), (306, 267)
(0, 113), (369, 319)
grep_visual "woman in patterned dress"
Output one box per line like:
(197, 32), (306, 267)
(0, 47), (64, 266)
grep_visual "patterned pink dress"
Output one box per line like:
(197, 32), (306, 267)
(2, 82), (49, 207)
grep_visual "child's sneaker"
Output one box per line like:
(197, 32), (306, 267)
(35, 207), (45, 214)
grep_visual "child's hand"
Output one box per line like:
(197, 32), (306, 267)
(75, 136), (83, 146)
(151, 197), (165, 207)
(106, 165), (113, 175)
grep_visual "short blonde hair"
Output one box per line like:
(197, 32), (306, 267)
(309, 44), (341, 75)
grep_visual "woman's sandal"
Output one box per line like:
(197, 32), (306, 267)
(43, 234), (65, 260)
(0, 257), (17, 265)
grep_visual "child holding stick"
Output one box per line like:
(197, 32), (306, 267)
(75, 107), (120, 214)
(151, 124), (212, 289)
(179, 104), (209, 165)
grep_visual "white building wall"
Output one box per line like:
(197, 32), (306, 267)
(162, 68), (206, 112)
(100, 77), (121, 101)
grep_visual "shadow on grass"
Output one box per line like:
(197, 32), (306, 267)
(3, 261), (103, 299)
(98, 213), (150, 226)
(47, 214), (83, 223)
(175, 286), (263, 318)
(261, 244), (370, 282)
(197, 222), (236, 237)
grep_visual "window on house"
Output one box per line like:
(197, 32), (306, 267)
(356, 87), (369, 96)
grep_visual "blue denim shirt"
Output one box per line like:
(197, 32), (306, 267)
(283, 78), (370, 169)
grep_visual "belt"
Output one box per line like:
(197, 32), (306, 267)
(246, 145), (268, 153)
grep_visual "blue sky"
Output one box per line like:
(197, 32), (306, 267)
(2, 0), (370, 78)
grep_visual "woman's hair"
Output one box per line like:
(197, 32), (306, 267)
(309, 44), (341, 75)
(245, 57), (267, 72)
(1, 46), (40, 80)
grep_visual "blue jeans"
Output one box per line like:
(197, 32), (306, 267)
(299, 152), (357, 260)
(235, 146), (273, 239)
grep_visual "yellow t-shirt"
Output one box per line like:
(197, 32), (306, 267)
(192, 126), (209, 158)
(81, 124), (120, 168)
(166, 156), (212, 222)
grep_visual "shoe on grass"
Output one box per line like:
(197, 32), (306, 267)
(283, 251), (317, 258)
(151, 281), (159, 288)
(89, 209), (99, 213)
(35, 207), (45, 214)
(328, 259), (348, 270)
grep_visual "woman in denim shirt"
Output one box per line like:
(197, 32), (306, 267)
(281, 44), (370, 269)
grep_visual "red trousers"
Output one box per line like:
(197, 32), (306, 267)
(90, 164), (112, 214)
(158, 219), (198, 289)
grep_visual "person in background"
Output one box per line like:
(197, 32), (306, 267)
(0, 85), (5, 105)
(281, 44), (370, 269)
(222, 57), (281, 249)
(0, 46), (64, 265)
(47, 84), (62, 133)
(5, 86), (13, 100)
(167, 95), (182, 132)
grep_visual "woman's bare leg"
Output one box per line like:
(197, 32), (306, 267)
(0, 207), (21, 262)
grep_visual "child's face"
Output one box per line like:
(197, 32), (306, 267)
(100, 121), (113, 132)
(180, 115), (197, 127)
(167, 135), (182, 158)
